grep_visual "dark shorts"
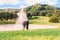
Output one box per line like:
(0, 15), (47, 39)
(23, 21), (29, 30)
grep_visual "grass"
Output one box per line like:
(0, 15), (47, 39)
(29, 16), (60, 27)
(0, 16), (60, 27)
(0, 21), (15, 24)
(29, 16), (49, 24)
(0, 29), (60, 40)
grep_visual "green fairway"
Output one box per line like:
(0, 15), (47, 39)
(0, 16), (60, 27)
(0, 29), (60, 40)
(29, 16), (60, 27)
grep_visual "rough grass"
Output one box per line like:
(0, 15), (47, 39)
(29, 16), (49, 24)
(0, 29), (60, 40)
(29, 16), (60, 27)
(0, 21), (15, 24)
(0, 16), (60, 27)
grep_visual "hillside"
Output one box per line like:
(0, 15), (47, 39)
(0, 8), (20, 12)
(26, 4), (58, 16)
(26, 4), (57, 11)
(0, 4), (60, 23)
(0, 4), (60, 12)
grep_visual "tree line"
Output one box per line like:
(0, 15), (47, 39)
(26, 4), (60, 23)
(0, 12), (18, 21)
(0, 4), (60, 23)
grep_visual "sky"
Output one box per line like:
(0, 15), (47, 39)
(0, 0), (60, 9)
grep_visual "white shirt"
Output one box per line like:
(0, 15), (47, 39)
(17, 12), (28, 23)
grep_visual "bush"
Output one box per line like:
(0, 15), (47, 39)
(0, 12), (18, 21)
(49, 16), (59, 23)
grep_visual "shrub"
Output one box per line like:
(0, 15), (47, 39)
(49, 16), (59, 23)
(0, 12), (18, 21)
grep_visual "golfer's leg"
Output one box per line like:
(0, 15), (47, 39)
(23, 22), (25, 30)
(26, 21), (29, 30)
(23, 25), (25, 30)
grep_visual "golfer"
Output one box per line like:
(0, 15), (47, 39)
(17, 8), (29, 30)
